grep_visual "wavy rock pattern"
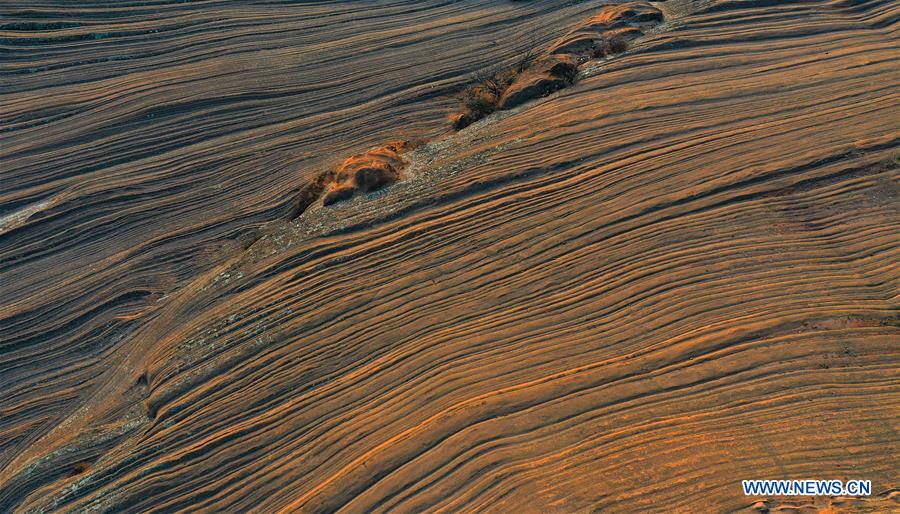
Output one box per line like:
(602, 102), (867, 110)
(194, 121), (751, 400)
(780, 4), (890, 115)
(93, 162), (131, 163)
(1, 0), (899, 512)
(0, 0), (609, 496)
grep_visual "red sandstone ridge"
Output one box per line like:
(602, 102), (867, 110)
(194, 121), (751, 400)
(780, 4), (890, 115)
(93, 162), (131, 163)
(497, 54), (579, 110)
(549, 1), (664, 57)
(323, 141), (412, 206)
(451, 1), (664, 130)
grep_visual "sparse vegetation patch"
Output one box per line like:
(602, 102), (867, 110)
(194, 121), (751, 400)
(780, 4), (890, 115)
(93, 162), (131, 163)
(449, 2), (662, 131)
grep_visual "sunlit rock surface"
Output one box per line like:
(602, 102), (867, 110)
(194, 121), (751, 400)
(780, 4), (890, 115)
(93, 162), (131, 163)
(1, 0), (898, 512)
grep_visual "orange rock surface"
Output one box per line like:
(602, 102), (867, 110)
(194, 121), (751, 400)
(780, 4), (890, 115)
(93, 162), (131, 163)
(323, 142), (410, 206)
(1, 0), (898, 512)
(550, 2), (664, 56)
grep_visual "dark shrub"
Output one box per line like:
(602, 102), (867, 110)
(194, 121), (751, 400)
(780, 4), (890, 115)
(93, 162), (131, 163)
(589, 36), (629, 58)
(603, 36), (628, 55)
(549, 61), (578, 83)
(456, 86), (498, 117)
(450, 45), (542, 130)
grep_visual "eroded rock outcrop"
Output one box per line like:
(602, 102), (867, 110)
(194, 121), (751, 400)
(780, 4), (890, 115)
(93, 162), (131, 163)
(497, 54), (579, 110)
(451, 2), (664, 129)
(322, 140), (412, 206)
(549, 2), (664, 57)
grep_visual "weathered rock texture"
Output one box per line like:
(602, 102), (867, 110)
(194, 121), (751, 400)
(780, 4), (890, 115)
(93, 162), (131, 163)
(550, 1), (665, 56)
(452, 1), (665, 129)
(497, 54), (579, 110)
(323, 141), (410, 206)
(1, 0), (898, 512)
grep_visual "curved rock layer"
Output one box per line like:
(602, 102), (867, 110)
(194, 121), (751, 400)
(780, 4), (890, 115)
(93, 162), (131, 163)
(0, 0), (612, 494)
(2, 0), (899, 512)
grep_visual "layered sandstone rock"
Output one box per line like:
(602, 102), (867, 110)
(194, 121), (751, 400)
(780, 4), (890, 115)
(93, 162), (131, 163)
(550, 2), (664, 57)
(323, 141), (411, 206)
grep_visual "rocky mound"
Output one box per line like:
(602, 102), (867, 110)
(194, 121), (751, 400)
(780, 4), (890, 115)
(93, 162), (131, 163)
(549, 2), (665, 57)
(497, 54), (579, 110)
(323, 141), (411, 206)
(451, 1), (665, 129)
